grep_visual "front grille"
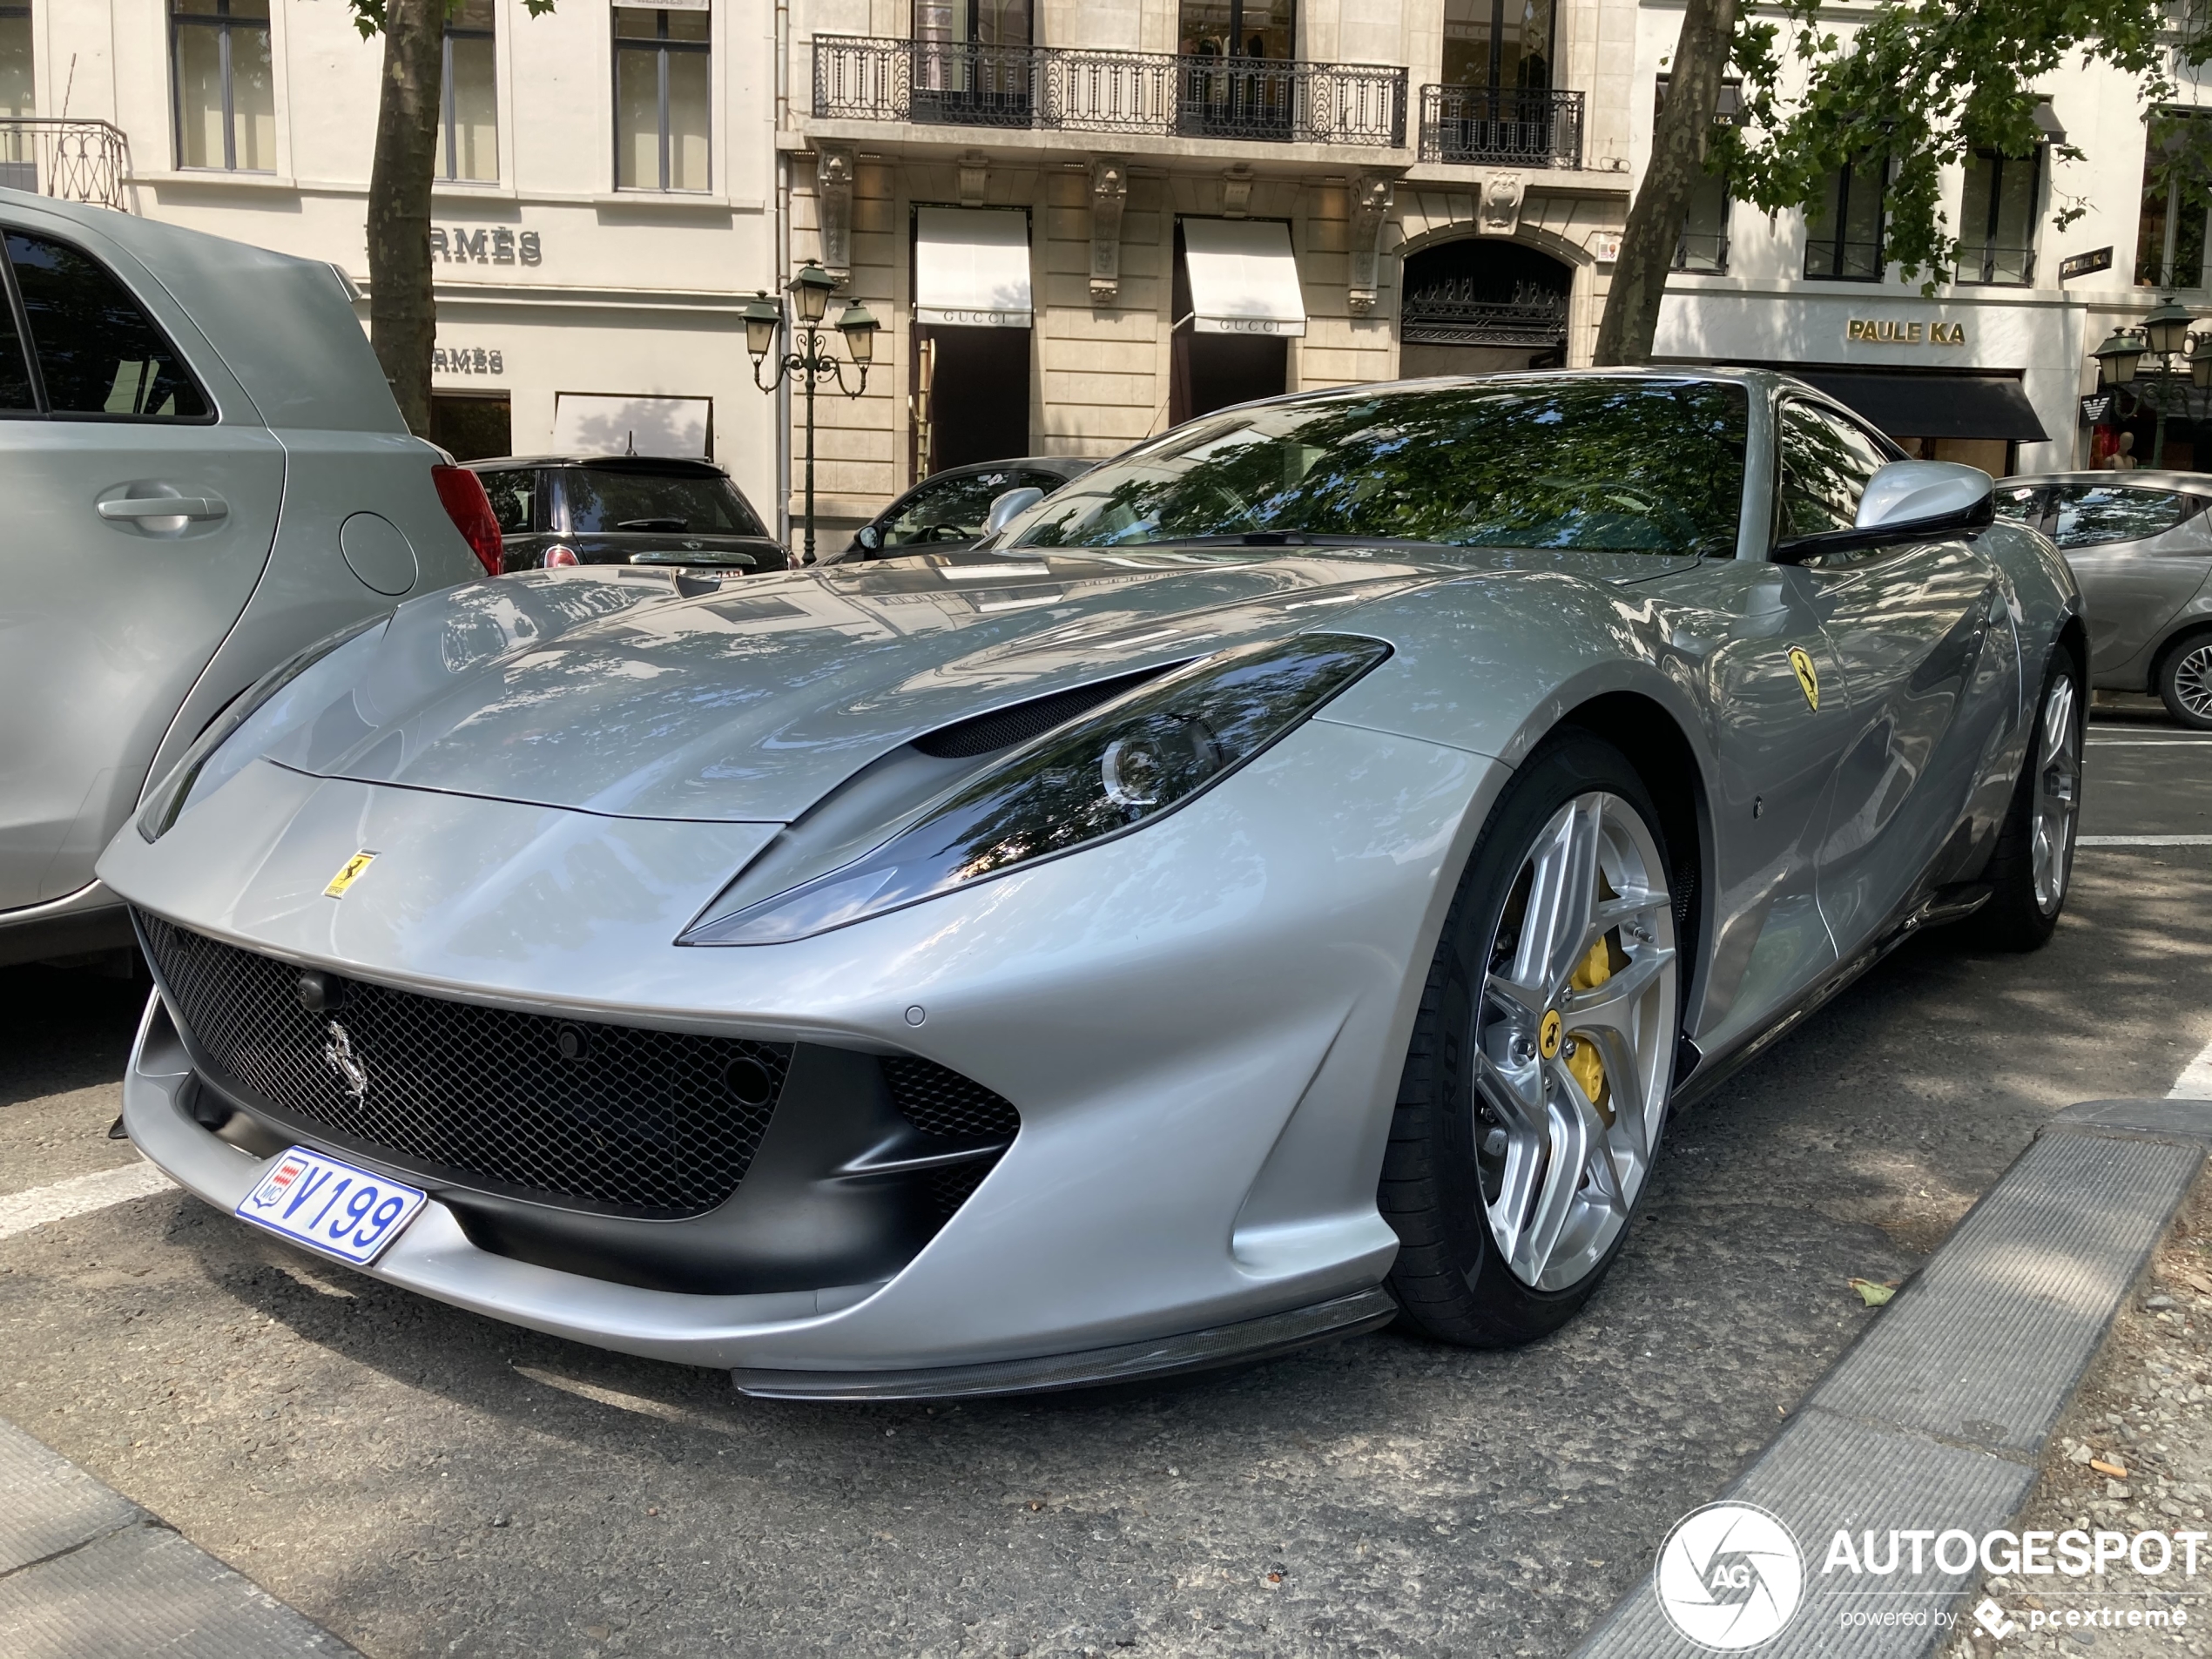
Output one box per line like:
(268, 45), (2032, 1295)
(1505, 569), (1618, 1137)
(138, 913), (789, 1217)
(882, 1055), (1020, 1141)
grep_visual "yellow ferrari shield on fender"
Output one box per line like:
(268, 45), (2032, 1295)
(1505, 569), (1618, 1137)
(1787, 646), (1820, 711)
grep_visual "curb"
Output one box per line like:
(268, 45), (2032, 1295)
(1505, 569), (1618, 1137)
(1574, 1097), (2212, 1659)
(0, 1414), (358, 1658)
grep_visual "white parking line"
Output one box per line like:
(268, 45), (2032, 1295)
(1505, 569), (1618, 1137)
(2170, 1031), (2212, 1101)
(2077, 835), (2212, 846)
(2087, 738), (2212, 746)
(0, 1160), (176, 1242)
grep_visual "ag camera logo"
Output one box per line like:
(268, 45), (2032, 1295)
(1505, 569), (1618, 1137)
(1656, 1501), (1806, 1650)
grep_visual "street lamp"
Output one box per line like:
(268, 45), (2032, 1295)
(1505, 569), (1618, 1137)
(747, 265), (880, 563)
(2089, 300), (2212, 467)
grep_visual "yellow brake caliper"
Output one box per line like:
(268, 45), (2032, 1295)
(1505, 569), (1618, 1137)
(1563, 939), (1611, 1118)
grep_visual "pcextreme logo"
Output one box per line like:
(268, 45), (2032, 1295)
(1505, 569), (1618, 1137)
(1656, 1502), (1806, 1650)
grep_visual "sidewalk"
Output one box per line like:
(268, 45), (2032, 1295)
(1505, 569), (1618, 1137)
(0, 1413), (356, 1659)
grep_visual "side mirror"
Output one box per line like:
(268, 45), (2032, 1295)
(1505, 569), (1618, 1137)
(1855, 460), (1994, 534)
(981, 486), (1045, 539)
(857, 523), (880, 550)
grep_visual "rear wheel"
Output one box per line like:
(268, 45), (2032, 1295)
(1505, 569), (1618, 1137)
(1971, 653), (2082, 951)
(2158, 632), (2212, 731)
(1381, 733), (1681, 1347)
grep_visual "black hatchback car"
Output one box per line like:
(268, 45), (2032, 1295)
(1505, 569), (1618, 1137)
(468, 455), (788, 575)
(827, 455), (1096, 563)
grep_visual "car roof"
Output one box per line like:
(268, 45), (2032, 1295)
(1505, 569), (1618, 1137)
(2001, 470), (2212, 492)
(466, 455), (732, 475)
(911, 455), (1096, 482)
(0, 188), (405, 435)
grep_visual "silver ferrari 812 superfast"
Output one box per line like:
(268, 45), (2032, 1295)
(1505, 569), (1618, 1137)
(103, 369), (2084, 1399)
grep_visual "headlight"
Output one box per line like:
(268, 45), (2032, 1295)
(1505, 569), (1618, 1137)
(680, 633), (1390, 945)
(137, 613), (392, 842)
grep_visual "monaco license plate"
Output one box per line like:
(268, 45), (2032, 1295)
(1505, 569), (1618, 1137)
(234, 1147), (427, 1266)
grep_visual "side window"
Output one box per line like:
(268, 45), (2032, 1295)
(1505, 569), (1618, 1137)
(880, 471), (1015, 549)
(3, 233), (211, 419)
(1993, 482), (2047, 529)
(0, 265), (31, 412)
(1014, 469), (1069, 498)
(1777, 401), (1887, 539)
(477, 469), (536, 535)
(2048, 484), (2204, 550)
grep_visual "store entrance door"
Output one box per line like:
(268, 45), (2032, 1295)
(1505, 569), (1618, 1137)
(917, 324), (1031, 469)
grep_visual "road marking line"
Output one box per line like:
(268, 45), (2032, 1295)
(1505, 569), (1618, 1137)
(2077, 835), (2212, 846)
(0, 1161), (176, 1242)
(2170, 1030), (2212, 1100)
(2087, 738), (2212, 746)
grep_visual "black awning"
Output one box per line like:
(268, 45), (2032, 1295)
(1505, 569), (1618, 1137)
(1789, 370), (2049, 443)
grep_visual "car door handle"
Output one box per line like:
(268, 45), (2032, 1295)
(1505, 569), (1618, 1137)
(98, 496), (228, 522)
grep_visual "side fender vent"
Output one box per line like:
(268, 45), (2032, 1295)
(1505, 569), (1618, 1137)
(911, 666), (1169, 759)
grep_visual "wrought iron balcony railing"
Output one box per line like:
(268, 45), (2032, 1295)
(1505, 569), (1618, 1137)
(0, 118), (129, 211)
(813, 36), (1406, 148)
(1418, 84), (1583, 170)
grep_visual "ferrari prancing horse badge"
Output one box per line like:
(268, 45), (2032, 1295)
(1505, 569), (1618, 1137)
(1787, 646), (1820, 712)
(323, 850), (377, 898)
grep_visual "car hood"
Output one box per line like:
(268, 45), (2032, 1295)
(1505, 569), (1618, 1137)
(260, 544), (1687, 824)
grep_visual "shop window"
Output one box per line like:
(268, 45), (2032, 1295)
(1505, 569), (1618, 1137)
(1959, 149), (2040, 286)
(1177, 0), (1296, 138)
(439, 0), (496, 184)
(0, 4), (31, 193)
(429, 392), (511, 463)
(2136, 111), (2212, 288)
(172, 0), (276, 173)
(1656, 77), (1740, 274)
(1803, 154), (1885, 281)
(614, 7), (709, 193)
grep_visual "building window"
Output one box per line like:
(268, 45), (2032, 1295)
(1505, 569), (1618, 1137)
(1442, 0), (1553, 91)
(2136, 112), (2211, 288)
(1656, 76), (1739, 274)
(1, 4), (32, 193)
(614, 7), (709, 193)
(1959, 149), (2040, 286)
(1804, 154), (1885, 280)
(172, 0), (275, 172)
(440, 0), (496, 183)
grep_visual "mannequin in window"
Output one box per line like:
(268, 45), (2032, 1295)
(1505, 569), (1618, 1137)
(2104, 431), (2141, 471)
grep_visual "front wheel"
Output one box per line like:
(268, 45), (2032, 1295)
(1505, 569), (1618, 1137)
(1971, 654), (2082, 951)
(1381, 732), (1682, 1347)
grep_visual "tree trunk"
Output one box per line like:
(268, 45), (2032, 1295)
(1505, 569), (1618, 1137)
(1592, 0), (1739, 368)
(367, 0), (446, 436)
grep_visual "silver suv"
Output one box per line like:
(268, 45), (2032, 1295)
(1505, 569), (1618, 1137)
(0, 191), (496, 967)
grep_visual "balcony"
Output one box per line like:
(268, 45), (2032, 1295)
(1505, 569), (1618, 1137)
(0, 119), (130, 211)
(812, 36), (1406, 149)
(1418, 85), (1583, 170)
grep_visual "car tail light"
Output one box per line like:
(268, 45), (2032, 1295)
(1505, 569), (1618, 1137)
(431, 465), (502, 576)
(543, 544), (579, 568)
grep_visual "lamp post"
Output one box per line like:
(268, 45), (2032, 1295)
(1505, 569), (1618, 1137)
(746, 264), (879, 563)
(2091, 296), (2212, 469)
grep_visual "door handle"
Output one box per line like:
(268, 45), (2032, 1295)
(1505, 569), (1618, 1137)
(98, 496), (228, 522)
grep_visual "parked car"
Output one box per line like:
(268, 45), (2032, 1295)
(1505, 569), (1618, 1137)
(469, 455), (786, 575)
(106, 369), (2081, 1398)
(0, 190), (497, 969)
(1994, 470), (2212, 725)
(827, 455), (1096, 562)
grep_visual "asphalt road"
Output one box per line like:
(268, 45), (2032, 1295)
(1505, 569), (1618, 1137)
(5, 700), (2212, 1659)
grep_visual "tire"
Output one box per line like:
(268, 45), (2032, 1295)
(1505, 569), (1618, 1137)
(1971, 651), (2083, 952)
(1381, 731), (1683, 1347)
(2158, 632), (2212, 732)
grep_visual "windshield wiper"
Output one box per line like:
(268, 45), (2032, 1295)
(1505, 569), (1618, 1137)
(617, 516), (688, 531)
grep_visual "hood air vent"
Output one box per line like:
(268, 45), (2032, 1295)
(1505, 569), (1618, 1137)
(911, 666), (1171, 759)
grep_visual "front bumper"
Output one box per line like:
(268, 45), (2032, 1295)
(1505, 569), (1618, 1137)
(109, 718), (1501, 1381)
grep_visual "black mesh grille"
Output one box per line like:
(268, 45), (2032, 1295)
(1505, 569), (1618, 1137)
(881, 1055), (1020, 1141)
(138, 913), (788, 1217)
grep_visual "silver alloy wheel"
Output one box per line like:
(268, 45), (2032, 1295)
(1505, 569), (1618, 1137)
(2174, 642), (2212, 724)
(1473, 791), (1679, 1292)
(2031, 673), (2081, 914)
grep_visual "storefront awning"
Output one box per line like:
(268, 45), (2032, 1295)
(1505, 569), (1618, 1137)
(551, 394), (711, 458)
(1791, 370), (2049, 443)
(914, 207), (1033, 328)
(1183, 218), (1307, 338)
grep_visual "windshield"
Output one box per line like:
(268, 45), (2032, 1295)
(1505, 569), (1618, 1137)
(563, 469), (765, 536)
(1001, 377), (1749, 556)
